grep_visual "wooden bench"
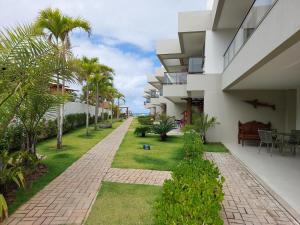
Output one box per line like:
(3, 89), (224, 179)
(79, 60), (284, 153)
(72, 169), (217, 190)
(238, 121), (271, 146)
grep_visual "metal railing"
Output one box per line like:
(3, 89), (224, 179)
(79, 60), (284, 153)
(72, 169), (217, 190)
(223, 0), (278, 69)
(163, 72), (187, 85)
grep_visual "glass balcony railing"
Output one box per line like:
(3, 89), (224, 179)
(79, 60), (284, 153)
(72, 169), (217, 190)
(150, 90), (160, 98)
(144, 98), (150, 105)
(188, 57), (204, 74)
(223, 0), (278, 69)
(164, 72), (187, 85)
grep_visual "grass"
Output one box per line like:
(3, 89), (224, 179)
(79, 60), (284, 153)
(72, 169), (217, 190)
(204, 143), (229, 152)
(85, 182), (161, 225)
(112, 119), (184, 171)
(9, 121), (122, 214)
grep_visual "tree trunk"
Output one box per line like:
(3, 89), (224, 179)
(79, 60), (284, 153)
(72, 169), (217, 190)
(86, 84), (89, 136)
(94, 83), (99, 130)
(117, 98), (120, 119)
(160, 133), (167, 141)
(56, 75), (62, 149)
(111, 101), (113, 124)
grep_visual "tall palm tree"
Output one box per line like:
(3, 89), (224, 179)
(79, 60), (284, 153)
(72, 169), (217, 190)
(115, 92), (125, 119)
(76, 56), (99, 135)
(33, 8), (91, 149)
(89, 65), (114, 130)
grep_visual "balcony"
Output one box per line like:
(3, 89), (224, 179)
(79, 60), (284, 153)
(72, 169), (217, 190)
(223, 0), (278, 69)
(150, 90), (160, 98)
(188, 57), (204, 74)
(163, 72), (187, 85)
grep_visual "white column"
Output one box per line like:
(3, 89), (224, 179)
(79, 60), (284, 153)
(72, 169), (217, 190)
(297, 88), (300, 130)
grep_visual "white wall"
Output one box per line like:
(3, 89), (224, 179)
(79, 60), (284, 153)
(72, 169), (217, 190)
(297, 88), (300, 129)
(199, 75), (291, 143)
(284, 90), (296, 132)
(166, 100), (186, 120)
(204, 29), (235, 74)
(45, 102), (111, 120)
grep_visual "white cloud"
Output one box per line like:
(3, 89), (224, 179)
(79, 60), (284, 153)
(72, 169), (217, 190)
(71, 36), (154, 112)
(0, 0), (211, 112)
(0, 0), (209, 50)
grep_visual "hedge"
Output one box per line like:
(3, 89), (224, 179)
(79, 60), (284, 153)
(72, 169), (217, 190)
(0, 113), (96, 152)
(153, 131), (224, 225)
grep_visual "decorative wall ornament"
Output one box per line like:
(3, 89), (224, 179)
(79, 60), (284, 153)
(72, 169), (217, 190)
(244, 99), (276, 111)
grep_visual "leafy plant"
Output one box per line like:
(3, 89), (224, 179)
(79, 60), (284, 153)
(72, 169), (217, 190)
(154, 132), (224, 225)
(193, 113), (219, 144)
(151, 116), (176, 141)
(137, 116), (153, 126)
(134, 126), (151, 137)
(0, 150), (26, 220)
(183, 130), (204, 159)
(154, 158), (224, 225)
(0, 194), (8, 221)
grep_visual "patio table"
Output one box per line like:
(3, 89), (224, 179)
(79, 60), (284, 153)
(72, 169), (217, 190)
(275, 132), (299, 154)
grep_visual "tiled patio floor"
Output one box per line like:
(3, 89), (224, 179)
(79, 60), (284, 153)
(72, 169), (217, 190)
(104, 168), (171, 186)
(3, 118), (133, 225)
(206, 153), (300, 225)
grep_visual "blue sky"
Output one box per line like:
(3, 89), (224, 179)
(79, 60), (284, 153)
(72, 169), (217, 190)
(0, 0), (212, 113)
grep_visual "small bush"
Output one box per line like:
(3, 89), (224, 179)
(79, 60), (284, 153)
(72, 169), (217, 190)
(154, 158), (224, 225)
(183, 130), (203, 159)
(134, 126), (151, 137)
(153, 130), (224, 225)
(137, 115), (153, 125)
(152, 116), (176, 141)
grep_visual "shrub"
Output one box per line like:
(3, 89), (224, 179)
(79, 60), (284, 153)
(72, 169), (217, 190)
(134, 126), (151, 137)
(154, 158), (224, 225)
(0, 113), (90, 152)
(137, 115), (153, 125)
(152, 116), (176, 141)
(183, 130), (203, 159)
(153, 129), (224, 225)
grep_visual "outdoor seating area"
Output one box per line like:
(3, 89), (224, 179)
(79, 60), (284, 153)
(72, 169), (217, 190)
(257, 129), (300, 156)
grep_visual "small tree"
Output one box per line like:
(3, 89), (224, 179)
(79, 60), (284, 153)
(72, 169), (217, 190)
(16, 85), (65, 154)
(193, 113), (219, 144)
(152, 116), (176, 141)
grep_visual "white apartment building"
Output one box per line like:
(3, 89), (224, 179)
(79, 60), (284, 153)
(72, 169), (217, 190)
(144, 0), (300, 144)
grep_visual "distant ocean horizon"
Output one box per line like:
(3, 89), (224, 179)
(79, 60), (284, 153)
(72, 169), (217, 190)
(132, 112), (148, 117)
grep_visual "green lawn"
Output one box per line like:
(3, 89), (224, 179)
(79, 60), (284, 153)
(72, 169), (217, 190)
(204, 143), (229, 152)
(85, 182), (161, 225)
(9, 121), (122, 214)
(112, 119), (184, 171)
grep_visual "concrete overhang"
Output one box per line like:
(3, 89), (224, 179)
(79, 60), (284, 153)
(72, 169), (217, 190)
(155, 67), (166, 83)
(228, 40), (300, 90)
(144, 84), (156, 94)
(147, 75), (162, 89)
(163, 84), (188, 103)
(212, 0), (254, 30)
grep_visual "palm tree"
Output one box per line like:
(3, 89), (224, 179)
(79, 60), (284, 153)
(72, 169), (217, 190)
(33, 8), (91, 149)
(76, 57), (99, 135)
(89, 68), (114, 129)
(115, 92), (125, 119)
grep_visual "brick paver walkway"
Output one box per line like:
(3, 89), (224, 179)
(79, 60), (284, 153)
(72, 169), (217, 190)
(3, 118), (133, 225)
(103, 168), (171, 186)
(205, 153), (300, 225)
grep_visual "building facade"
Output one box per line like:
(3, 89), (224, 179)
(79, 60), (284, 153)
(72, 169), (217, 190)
(144, 0), (300, 144)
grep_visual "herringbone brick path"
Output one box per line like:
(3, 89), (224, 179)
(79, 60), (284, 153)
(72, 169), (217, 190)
(104, 168), (171, 186)
(206, 153), (300, 225)
(3, 118), (133, 225)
